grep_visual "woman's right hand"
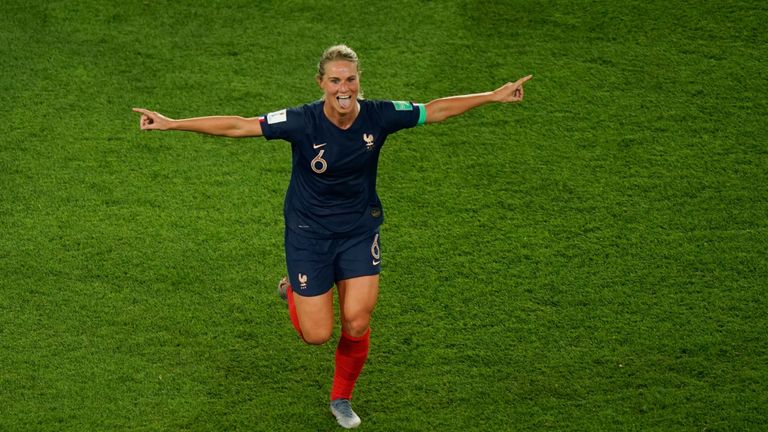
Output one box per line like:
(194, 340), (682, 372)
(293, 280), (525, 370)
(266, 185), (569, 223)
(132, 108), (173, 131)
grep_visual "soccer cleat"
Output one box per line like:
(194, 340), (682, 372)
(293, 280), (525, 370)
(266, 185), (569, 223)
(277, 277), (290, 301)
(330, 399), (361, 429)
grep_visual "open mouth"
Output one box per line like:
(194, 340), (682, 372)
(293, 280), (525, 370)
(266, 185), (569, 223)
(337, 95), (352, 109)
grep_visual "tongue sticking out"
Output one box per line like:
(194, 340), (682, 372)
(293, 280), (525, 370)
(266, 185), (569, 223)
(338, 96), (352, 110)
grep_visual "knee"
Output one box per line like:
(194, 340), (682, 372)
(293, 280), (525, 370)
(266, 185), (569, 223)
(342, 317), (371, 338)
(301, 328), (333, 345)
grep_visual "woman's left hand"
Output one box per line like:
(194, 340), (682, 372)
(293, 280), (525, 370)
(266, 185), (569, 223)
(494, 75), (532, 103)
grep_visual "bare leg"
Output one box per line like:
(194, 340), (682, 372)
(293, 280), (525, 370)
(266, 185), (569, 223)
(291, 289), (335, 345)
(337, 275), (380, 337)
(331, 274), (379, 407)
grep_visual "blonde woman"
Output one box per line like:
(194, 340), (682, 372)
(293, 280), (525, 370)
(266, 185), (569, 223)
(133, 44), (530, 429)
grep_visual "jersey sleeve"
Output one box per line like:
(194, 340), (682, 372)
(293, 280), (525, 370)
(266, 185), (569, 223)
(258, 105), (305, 142)
(378, 100), (427, 134)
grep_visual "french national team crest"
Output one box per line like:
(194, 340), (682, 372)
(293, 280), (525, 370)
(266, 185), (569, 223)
(363, 133), (375, 151)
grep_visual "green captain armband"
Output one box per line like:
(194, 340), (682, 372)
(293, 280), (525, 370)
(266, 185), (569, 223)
(415, 103), (426, 125)
(392, 100), (427, 126)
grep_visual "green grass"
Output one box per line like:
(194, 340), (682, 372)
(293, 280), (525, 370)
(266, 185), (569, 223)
(1, 0), (766, 430)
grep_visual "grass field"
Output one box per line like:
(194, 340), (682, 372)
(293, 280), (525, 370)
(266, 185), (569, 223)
(1, 0), (766, 430)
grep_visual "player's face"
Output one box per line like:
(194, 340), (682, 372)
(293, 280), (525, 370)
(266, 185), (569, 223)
(318, 60), (360, 115)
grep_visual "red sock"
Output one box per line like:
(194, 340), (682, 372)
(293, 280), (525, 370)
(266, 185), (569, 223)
(331, 329), (371, 401)
(285, 284), (304, 340)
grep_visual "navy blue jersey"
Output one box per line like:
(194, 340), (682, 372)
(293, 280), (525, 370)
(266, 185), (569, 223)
(260, 99), (426, 238)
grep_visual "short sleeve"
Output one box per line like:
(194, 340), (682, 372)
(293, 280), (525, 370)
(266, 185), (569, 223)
(379, 100), (426, 134)
(259, 106), (305, 142)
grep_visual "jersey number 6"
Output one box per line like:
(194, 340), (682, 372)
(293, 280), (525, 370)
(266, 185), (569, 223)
(312, 149), (328, 174)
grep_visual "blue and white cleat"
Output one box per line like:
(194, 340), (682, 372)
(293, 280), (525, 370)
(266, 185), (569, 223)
(330, 399), (361, 429)
(277, 277), (289, 301)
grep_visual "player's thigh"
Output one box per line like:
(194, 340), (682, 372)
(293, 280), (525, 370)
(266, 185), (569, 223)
(292, 289), (334, 344)
(337, 275), (380, 337)
(284, 229), (337, 343)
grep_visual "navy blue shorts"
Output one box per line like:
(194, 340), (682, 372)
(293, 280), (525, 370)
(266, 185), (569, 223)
(285, 228), (382, 297)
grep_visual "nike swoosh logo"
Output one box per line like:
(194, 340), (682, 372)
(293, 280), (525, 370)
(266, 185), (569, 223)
(313, 143), (327, 149)
(372, 260), (381, 266)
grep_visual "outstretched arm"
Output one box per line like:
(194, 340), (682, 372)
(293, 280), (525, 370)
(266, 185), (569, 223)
(132, 108), (263, 138)
(423, 75), (532, 124)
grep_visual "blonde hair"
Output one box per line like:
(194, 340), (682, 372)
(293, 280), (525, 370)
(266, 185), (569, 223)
(316, 44), (361, 81)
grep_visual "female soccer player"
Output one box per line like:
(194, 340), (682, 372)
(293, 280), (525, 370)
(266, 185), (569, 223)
(133, 44), (530, 429)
